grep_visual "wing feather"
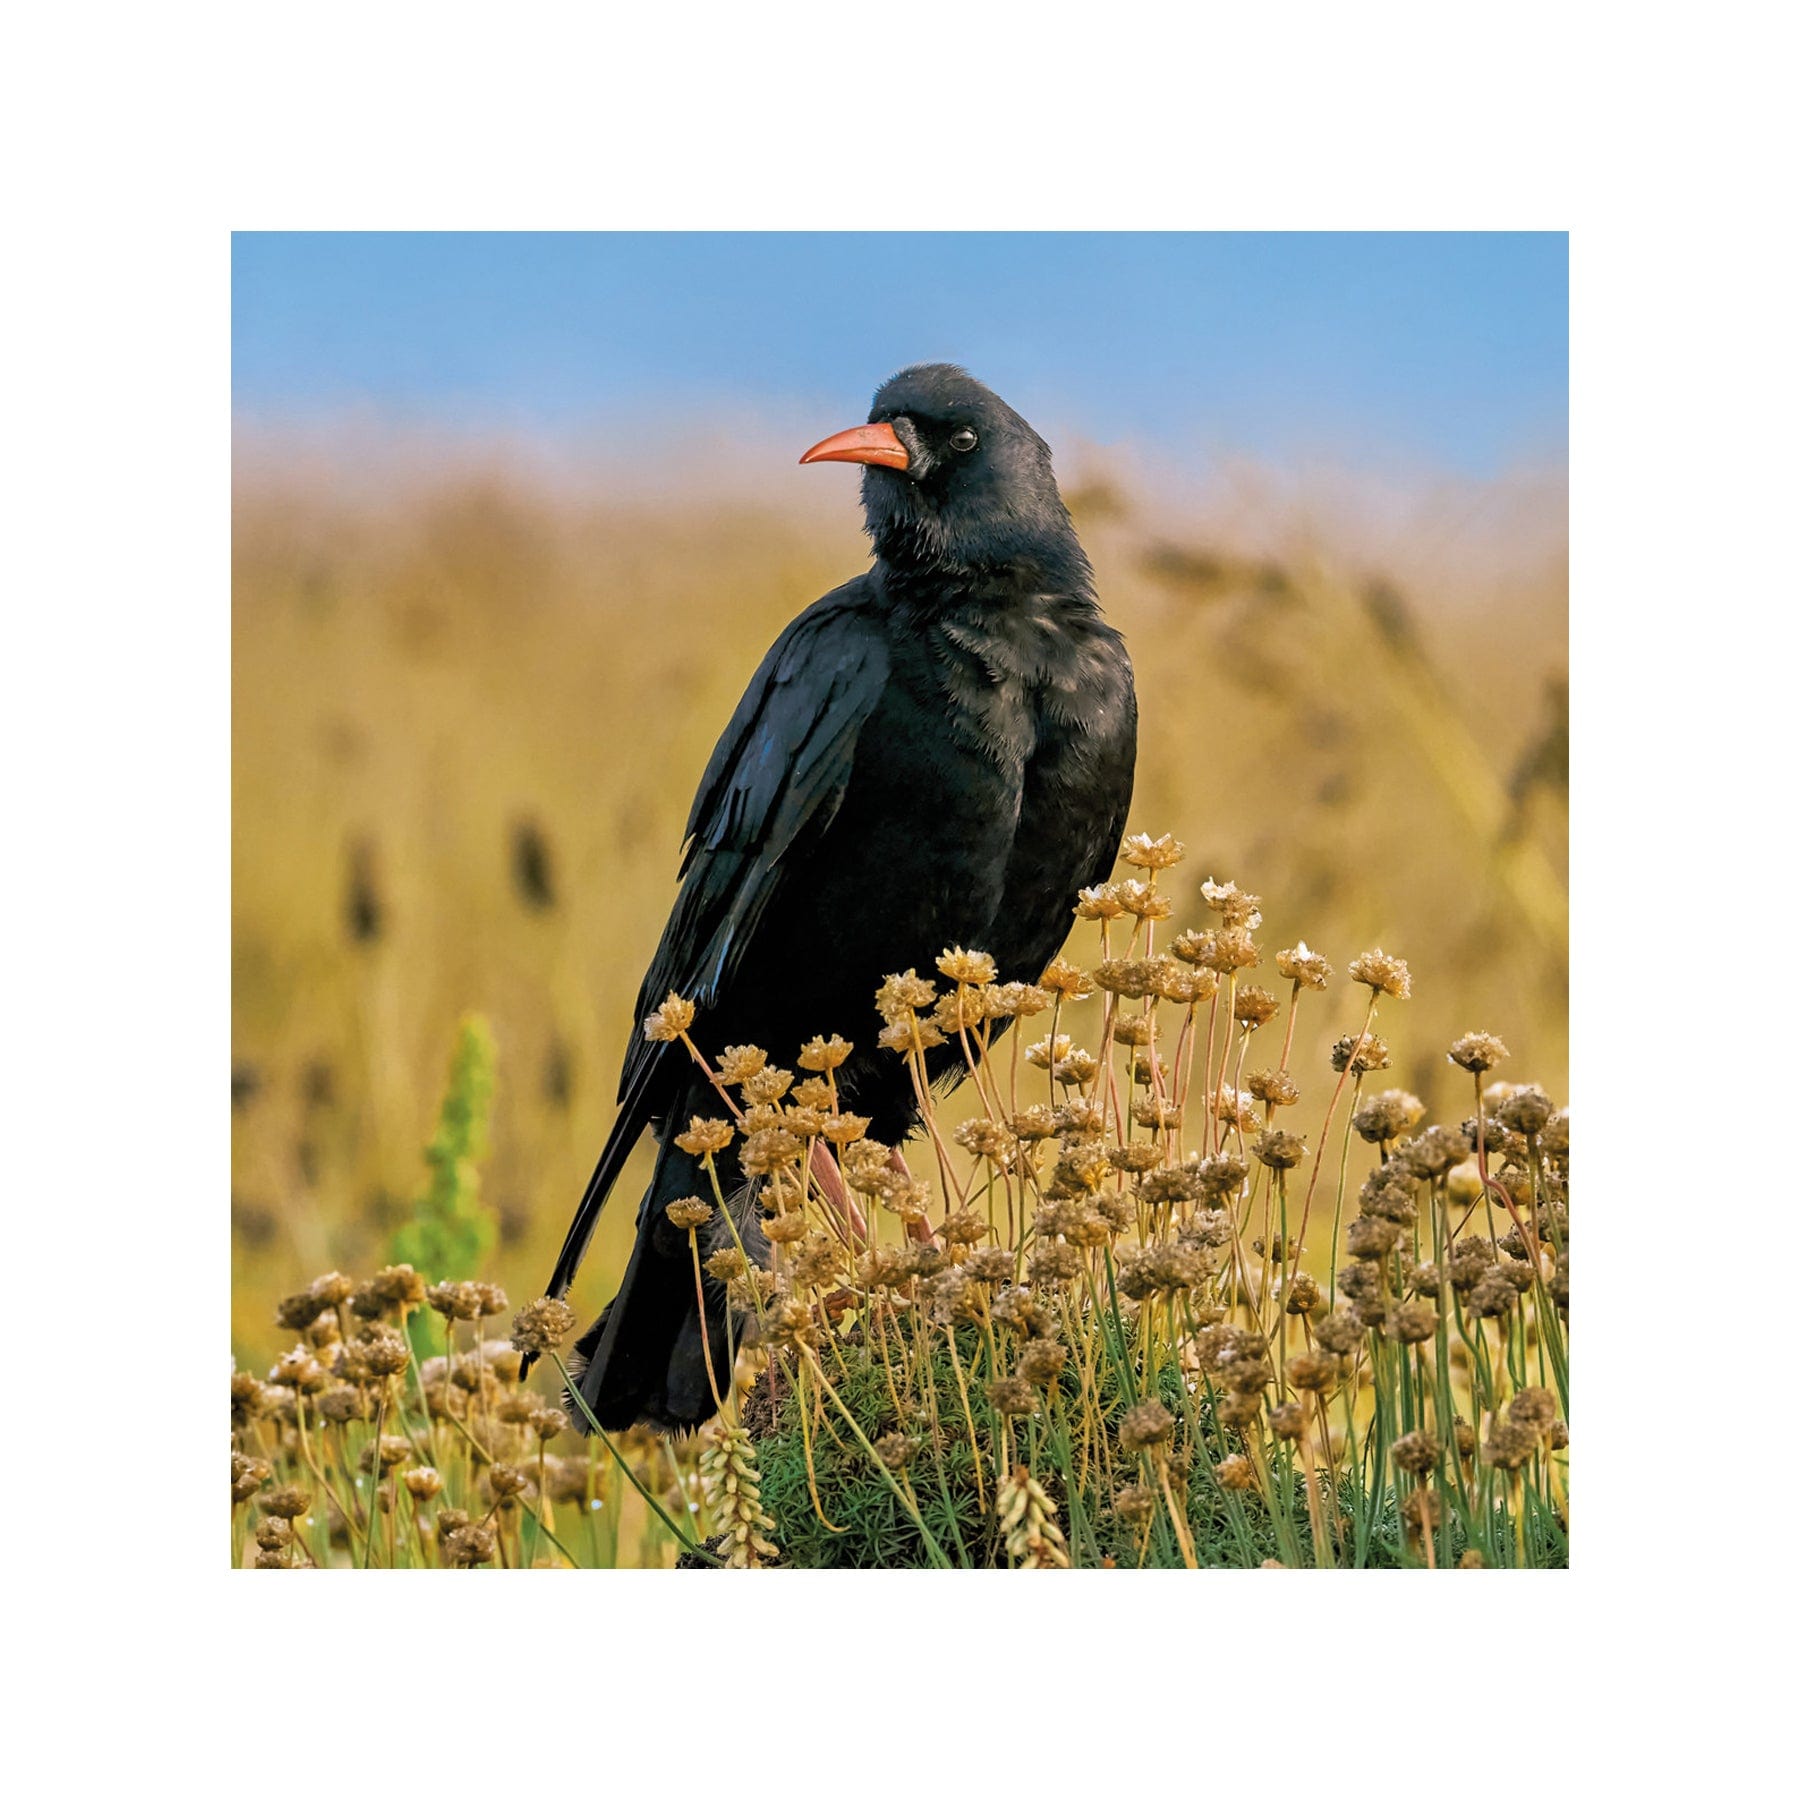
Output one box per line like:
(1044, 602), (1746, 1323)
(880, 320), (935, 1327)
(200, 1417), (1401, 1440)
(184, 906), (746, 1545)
(621, 583), (889, 1102)
(539, 583), (889, 1308)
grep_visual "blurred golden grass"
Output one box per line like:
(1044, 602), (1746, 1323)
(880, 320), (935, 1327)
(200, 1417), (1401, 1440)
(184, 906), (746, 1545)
(231, 449), (1566, 1361)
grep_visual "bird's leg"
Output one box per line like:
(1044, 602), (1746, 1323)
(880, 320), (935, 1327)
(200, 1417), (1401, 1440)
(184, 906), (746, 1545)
(809, 1139), (869, 1244)
(889, 1145), (938, 1246)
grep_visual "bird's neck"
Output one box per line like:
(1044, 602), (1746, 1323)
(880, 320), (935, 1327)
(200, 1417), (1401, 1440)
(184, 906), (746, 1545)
(876, 531), (1097, 618)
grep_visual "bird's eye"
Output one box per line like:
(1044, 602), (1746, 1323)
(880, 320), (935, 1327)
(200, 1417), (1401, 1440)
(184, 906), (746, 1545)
(948, 427), (979, 453)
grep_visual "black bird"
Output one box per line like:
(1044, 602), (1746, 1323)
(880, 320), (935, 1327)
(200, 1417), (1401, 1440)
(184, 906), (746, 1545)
(540, 363), (1137, 1431)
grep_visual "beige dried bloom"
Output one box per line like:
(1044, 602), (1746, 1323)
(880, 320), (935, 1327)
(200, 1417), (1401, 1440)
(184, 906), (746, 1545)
(1274, 942), (1332, 989)
(1448, 1031), (1509, 1074)
(716, 1044), (768, 1084)
(1232, 986), (1280, 1029)
(1074, 883), (1125, 920)
(643, 992), (696, 1041)
(674, 1116), (735, 1157)
(1200, 878), (1263, 929)
(1115, 878), (1173, 920)
(1253, 1129), (1307, 1171)
(797, 1033), (852, 1071)
(1215, 1454), (1258, 1492)
(1038, 956), (1095, 998)
(1348, 949), (1411, 999)
(875, 969), (938, 1021)
(740, 1065), (794, 1107)
(936, 945), (998, 985)
(510, 1295), (577, 1356)
(1330, 1030), (1391, 1073)
(1118, 1400), (1175, 1453)
(1120, 831), (1185, 870)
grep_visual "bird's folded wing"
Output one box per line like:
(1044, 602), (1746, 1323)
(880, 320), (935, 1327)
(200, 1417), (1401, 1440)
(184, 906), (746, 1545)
(621, 583), (890, 1104)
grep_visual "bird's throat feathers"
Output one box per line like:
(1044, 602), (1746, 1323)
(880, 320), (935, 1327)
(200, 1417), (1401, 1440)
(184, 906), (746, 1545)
(866, 496), (1097, 617)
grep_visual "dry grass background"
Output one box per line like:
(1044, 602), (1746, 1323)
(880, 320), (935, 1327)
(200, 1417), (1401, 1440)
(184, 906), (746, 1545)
(230, 438), (1567, 1361)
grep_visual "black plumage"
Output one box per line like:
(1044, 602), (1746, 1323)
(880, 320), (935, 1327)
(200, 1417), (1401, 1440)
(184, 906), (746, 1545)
(540, 364), (1137, 1431)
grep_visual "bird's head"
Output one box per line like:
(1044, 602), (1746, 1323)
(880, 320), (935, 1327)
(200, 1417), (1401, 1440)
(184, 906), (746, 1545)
(801, 363), (1087, 589)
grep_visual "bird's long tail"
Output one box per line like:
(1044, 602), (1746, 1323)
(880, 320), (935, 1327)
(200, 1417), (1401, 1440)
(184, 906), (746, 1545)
(542, 1057), (663, 1308)
(563, 1141), (736, 1433)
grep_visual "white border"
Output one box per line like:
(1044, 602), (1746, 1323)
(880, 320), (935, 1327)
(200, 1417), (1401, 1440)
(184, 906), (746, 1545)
(7, 1), (1788, 1788)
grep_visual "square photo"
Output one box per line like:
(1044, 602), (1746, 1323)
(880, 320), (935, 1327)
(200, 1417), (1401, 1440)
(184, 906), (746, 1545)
(230, 231), (1568, 1569)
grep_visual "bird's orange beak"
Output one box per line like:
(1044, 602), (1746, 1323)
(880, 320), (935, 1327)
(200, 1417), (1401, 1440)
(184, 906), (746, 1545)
(798, 421), (910, 471)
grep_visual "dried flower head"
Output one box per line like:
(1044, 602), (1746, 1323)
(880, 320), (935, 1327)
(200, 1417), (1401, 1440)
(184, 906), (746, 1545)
(814, 1111), (864, 1148)
(1496, 1086), (1555, 1135)
(740, 1126), (803, 1174)
(738, 1066), (792, 1108)
(1268, 1401), (1307, 1441)
(664, 1198), (714, 1232)
(1346, 1214), (1403, 1260)
(370, 1264), (427, 1309)
(1313, 1311), (1366, 1355)
(1113, 1483), (1157, 1526)
(426, 1280), (482, 1321)
(1482, 1420), (1538, 1471)
(1253, 1129), (1307, 1171)
(1038, 955), (1095, 999)
(444, 1523), (497, 1567)
(797, 1033), (852, 1072)
(1200, 878), (1263, 929)
(1285, 1350), (1340, 1392)
(644, 992), (696, 1041)
(674, 1116), (735, 1157)
(1216, 1454), (1258, 1492)
(875, 969), (938, 1022)
(1275, 942), (1333, 990)
(1508, 1387), (1558, 1434)
(987, 1375), (1037, 1417)
(1118, 1400), (1176, 1453)
(510, 1295), (577, 1357)
(1401, 1488), (1445, 1533)
(1448, 1031), (1509, 1074)
(1330, 1031), (1391, 1074)
(353, 1325), (410, 1378)
(1282, 1272), (1322, 1316)
(1120, 831), (1185, 871)
(1193, 1153), (1249, 1201)
(1233, 986), (1280, 1029)
(1205, 927), (1261, 973)
(1348, 949), (1411, 999)
(715, 1044), (768, 1085)
(403, 1466), (444, 1501)
(1028, 1241), (1084, 1286)
(1384, 1301), (1439, 1344)
(275, 1288), (331, 1331)
(1246, 1068), (1300, 1108)
(1352, 1089), (1426, 1144)
(261, 1483), (311, 1520)
(1113, 879), (1174, 921)
(936, 945), (997, 985)
(1467, 1273), (1520, 1319)
(873, 1432), (917, 1471)
(1074, 884), (1125, 920)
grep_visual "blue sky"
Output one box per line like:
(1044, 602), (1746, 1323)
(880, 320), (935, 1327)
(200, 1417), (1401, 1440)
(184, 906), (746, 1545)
(232, 233), (1566, 476)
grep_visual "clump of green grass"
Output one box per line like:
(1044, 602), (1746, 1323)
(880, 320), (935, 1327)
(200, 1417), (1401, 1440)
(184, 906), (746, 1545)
(231, 833), (1567, 1570)
(389, 1013), (498, 1282)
